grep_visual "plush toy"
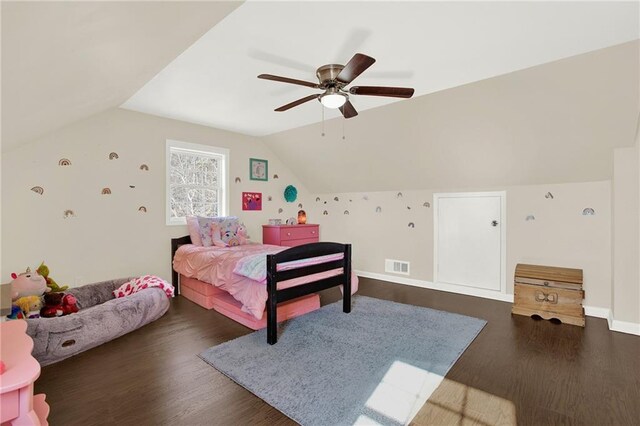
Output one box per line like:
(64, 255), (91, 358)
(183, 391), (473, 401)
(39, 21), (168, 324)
(14, 295), (43, 319)
(36, 262), (69, 293)
(237, 225), (249, 245)
(10, 267), (49, 300)
(40, 292), (65, 318)
(223, 230), (241, 247)
(6, 305), (25, 320)
(62, 294), (79, 315)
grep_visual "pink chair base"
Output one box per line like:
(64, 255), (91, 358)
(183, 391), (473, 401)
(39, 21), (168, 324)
(180, 275), (320, 330)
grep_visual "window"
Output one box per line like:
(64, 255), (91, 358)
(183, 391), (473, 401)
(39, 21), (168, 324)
(166, 140), (229, 225)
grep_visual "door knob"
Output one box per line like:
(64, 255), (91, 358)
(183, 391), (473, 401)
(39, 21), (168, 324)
(491, 220), (499, 227)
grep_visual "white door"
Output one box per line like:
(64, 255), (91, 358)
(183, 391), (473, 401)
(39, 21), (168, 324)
(435, 192), (504, 292)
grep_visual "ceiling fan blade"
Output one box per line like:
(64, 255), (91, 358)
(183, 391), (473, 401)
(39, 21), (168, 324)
(336, 53), (376, 85)
(339, 100), (358, 119)
(275, 94), (320, 112)
(349, 86), (415, 98)
(258, 74), (319, 89)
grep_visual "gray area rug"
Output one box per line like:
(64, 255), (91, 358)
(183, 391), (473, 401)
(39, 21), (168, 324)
(199, 296), (486, 426)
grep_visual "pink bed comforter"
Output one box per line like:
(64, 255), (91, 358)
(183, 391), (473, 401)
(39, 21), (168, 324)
(173, 244), (358, 320)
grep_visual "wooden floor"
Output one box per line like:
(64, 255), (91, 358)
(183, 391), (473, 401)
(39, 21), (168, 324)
(36, 278), (640, 426)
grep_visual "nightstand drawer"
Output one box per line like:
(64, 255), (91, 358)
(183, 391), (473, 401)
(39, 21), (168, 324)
(263, 224), (320, 246)
(282, 238), (318, 247)
(280, 226), (318, 241)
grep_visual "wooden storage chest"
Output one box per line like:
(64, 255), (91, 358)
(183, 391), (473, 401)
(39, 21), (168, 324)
(512, 264), (585, 327)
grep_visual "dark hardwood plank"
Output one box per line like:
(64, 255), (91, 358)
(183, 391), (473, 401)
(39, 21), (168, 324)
(35, 277), (640, 425)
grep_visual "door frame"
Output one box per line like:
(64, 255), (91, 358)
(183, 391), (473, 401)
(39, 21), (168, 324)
(433, 191), (507, 296)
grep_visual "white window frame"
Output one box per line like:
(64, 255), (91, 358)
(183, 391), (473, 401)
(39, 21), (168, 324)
(166, 139), (229, 226)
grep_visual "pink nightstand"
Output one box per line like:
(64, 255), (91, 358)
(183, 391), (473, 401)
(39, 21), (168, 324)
(0, 320), (49, 425)
(262, 224), (319, 247)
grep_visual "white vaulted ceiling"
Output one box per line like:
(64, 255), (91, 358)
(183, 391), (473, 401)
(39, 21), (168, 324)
(122, 1), (639, 137)
(1, 1), (242, 151)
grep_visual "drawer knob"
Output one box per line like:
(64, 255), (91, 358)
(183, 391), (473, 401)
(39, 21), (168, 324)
(311, 231), (316, 234)
(287, 232), (291, 236)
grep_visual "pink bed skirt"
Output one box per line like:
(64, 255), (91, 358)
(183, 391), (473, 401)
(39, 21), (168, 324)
(180, 275), (320, 330)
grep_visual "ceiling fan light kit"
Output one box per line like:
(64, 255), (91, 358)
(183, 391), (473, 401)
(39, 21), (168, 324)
(320, 88), (346, 109)
(258, 53), (415, 119)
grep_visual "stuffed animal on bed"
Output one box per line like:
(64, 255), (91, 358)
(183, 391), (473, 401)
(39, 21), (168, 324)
(62, 294), (79, 315)
(14, 295), (43, 319)
(37, 261), (69, 293)
(236, 225), (249, 245)
(40, 292), (79, 317)
(10, 267), (49, 300)
(40, 292), (65, 318)
(6, 305), (25, 320)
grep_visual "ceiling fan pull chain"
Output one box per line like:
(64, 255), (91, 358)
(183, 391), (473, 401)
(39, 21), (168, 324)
(321, 105), (325, 137)
(342, 119), (346, 140)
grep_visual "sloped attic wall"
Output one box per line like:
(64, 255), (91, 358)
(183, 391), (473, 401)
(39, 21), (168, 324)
(263, 41), (638, 193)
(263, 42), (639, 312)
(1, 108), (309, 286)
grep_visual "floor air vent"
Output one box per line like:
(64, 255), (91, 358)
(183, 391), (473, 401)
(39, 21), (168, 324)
(385, 259), (410, 275)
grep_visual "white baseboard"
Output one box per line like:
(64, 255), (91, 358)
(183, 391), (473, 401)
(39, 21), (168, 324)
(583, 305), (610, 319)
(355, 270), (514, 303)
(355, 270), (639, 335)
(609, 317), (640, 336)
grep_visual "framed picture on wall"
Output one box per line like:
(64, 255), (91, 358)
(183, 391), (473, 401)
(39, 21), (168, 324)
(250, 158), (268, 181)
(242, 192), (262, 211)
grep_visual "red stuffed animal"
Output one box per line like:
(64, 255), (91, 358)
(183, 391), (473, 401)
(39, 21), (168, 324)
(40, 293), (79, 317)
(62, 294), (79, 315)
(40, 293), (64, 318)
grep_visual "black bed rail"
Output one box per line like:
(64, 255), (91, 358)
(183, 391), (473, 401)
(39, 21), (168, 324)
(266, 242), (352, 344)
(170, 235), (192, 295)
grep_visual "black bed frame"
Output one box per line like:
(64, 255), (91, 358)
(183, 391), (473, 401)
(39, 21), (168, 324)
(171, 235), (193, 295)
(170, 236), (352, 344)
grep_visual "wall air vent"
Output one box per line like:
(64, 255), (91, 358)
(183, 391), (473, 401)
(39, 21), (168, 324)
(385, 259), (410, 276)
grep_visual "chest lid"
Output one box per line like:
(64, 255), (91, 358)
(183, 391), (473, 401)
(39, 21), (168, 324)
(515, 264), (583, 285)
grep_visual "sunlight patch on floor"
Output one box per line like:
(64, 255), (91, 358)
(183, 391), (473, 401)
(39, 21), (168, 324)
(354, 361), (445, 425)
(410, 378), (517, 426)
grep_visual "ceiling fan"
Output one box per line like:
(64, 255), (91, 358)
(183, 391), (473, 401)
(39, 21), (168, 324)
(257, 53), (414, 119)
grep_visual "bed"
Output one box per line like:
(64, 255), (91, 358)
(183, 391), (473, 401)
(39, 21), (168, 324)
(171, 236), (355, 344)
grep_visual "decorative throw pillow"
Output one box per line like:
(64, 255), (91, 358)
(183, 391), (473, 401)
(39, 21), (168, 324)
(197, 216), (241, 247)
(209, 222), (227, 247)
(186, 216), (203, 246)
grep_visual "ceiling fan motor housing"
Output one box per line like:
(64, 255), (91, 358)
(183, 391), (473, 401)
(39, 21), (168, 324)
(316, 64), (345, 87)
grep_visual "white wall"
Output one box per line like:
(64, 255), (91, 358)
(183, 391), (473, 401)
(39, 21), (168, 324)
(1, 108), (309, 286)
(307, 181), (611, 309)
(612, 145), (640, 325)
